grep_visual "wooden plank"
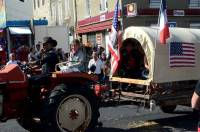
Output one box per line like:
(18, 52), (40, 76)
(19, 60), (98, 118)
(111, 77), (151, 86)
(121, 91), (150, 99)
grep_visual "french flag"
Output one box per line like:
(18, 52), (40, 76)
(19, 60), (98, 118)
(159, 0), (170, 44)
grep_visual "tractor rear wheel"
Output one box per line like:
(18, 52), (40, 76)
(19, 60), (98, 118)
(42, 84), (99, 132)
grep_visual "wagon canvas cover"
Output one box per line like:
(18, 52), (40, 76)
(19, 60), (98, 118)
(123, 26), (200, 83)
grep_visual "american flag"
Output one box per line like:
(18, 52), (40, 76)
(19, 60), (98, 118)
(108, 0), (119, 76)
(169, 42), (195, 67)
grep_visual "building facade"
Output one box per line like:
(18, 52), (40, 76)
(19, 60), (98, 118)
(122, 0), (200, 29)
(33, 0), (75, 28)
(6, 0), (33, 21)
(33, 0), (52, 24)
(76, 0), (118, 49)
(0, 0), (34, 57)
(77, 0), (200, 49)
(33, 0), (75, 44)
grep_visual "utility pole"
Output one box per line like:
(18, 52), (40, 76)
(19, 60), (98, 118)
(73, 0), (77, 38)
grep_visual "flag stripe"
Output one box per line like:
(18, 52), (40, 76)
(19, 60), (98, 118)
(108, 0), (120, 76)
(108, 44), (119, 61)
(170, 65), (194, 68)
(182, 43), (195, 46)
(159, 0), (170, 44)
(170, 57), (195, 60)
(170, 61), (195, 64)
(184, 49), (194, 53)
(182, 45), (195, 48)
(172, 54), (195, 57)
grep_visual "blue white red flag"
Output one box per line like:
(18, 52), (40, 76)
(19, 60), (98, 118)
(159, 0), (170, 44)
(108, 0), (119, 76)
(169, 42), (195, 67)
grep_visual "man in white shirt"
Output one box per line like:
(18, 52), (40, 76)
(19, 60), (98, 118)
(35, 42), (42, 59)
(6, 53), (19, 65)
(88, 52), (104, 78)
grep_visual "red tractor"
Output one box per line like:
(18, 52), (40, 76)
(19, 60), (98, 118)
(0, 64), (100, 132)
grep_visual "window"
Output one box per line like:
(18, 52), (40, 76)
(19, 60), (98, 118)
(33, 0), (36, 9)
(51, 2), (57, 22)
(64, 0), (70, 18)
(87, 33), (97, 47)
(190, 23), (200, 28)
(37, 0), (40, 8)
(149, 0), (161, 8)
(189, 0), (200, 8)
(42, 0), (45, 5)
(100, 0), (108, 12)
(85, 0), (91, 17)
(58, 1), (63, 25)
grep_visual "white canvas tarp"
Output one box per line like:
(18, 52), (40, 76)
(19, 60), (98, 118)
(123, 26), (200, 83)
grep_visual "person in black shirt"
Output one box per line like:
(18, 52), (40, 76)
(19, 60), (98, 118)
(39, 38), (59, 74)
(29, 37), (59, 87)
(192, 82), (200, 122)
(120, 42), (141, 78)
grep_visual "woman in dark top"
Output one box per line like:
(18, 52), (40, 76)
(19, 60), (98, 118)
(120, 42), (142, 78)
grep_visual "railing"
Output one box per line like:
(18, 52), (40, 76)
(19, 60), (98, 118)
(55, 61), (89, 72)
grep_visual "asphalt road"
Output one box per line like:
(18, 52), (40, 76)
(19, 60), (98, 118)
(0, 105), (197, 132)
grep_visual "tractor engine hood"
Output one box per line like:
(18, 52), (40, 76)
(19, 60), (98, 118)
(0, 64), (27, 84)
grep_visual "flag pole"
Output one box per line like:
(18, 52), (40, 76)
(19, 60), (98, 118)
(155, 0), (162, 50)
(152, 0), (162, 78)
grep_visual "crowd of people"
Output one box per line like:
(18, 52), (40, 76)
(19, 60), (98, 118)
(5, 36), (111, 83)
(5, 36), (151, 84)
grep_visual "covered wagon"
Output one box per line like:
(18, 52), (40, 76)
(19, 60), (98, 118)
(110, 26), (200, 113)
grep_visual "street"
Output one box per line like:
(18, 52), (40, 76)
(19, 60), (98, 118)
(0, 105), (197, 132)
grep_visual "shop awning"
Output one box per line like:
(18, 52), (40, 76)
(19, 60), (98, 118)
(76, 21), (112, 34)
(9, 27), (32, 35)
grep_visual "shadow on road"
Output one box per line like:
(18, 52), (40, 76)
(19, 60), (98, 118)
(152, 112), (197, 131)
(96, 128), (173, 132)
(96, 112), (197, 132)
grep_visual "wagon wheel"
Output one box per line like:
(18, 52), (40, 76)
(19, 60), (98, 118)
(160, 105), (177, 113)
(42, 84), (99, 132)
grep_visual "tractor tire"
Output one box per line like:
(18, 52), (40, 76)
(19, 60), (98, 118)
(42, 84), (100, 132)
(17, 117), (41, 132)
(16, 99), (42, 132)
(160, 105), (177, 113)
